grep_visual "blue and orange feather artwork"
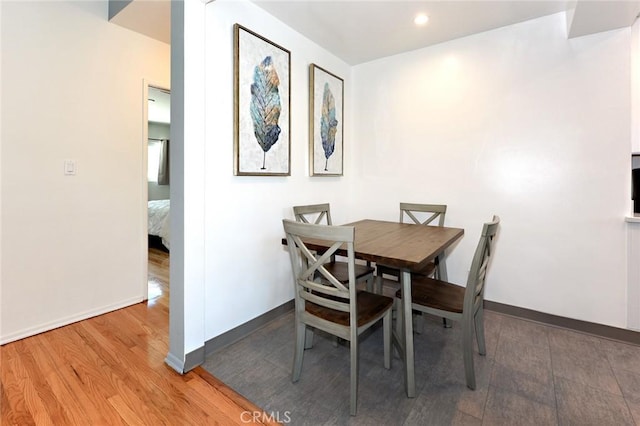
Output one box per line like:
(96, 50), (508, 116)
(250, 56), (281, 170)
(320, 82), (338, 171)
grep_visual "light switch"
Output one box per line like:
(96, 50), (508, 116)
(64, 160), (76, 175)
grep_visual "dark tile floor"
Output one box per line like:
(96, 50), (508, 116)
(203, 305), (640, 425)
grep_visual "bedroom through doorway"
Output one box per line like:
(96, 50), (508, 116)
(146, 85), (171, 305)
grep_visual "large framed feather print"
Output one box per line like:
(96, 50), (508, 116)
(234, 24), (291, 176)
(309, 64), (344, 177)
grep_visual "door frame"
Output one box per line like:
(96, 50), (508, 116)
(142, 79), (171, 300)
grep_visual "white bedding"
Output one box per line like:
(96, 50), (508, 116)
(148, 199), (170, 250)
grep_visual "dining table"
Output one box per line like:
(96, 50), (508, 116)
(289, 219), (464, 397)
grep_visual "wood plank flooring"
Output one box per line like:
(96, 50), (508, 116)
(203, 278), (640, 424)
(1, 247), (278, 425)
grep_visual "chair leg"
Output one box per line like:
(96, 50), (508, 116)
(304, 327), (314, 349)
(462, 317), (476, 390)
(366, 274), (375, 293)
(374, 273), (383, 294)
(393, 298), (403, 359)
(383, 310), (391, 369)
(349, 334), (359, 416)
(475, 306), (487, 356)
(293, 321), (306, 382)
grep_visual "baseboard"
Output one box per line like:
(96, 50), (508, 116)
(164, 345), (205, 374)
(0, 296), (145, 345)
(205, 300), (295, 357)
(186, 298), (640, 369)
(185, 346), (205, 371)
(202, 299), (640, 352)
(165, 352), (185, 373)
(485, 300), (640, 345)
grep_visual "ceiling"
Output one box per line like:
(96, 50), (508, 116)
(109, 1), (640, 65)
(109, 0), (171, 44)
(253, 1), (569, 65)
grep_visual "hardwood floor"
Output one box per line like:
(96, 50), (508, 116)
(1, 247), (278, 425)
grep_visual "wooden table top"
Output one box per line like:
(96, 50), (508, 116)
(289, 219), (464, 273)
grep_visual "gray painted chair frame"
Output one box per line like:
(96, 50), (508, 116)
(283, 219), (393, 415)
(293, 203), (375, 291)
(396, 215), (500, 390)
(376, 202), (448, 289)
(376, 203), (448, 330)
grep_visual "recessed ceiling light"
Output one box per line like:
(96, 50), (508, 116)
(414, 14), (429, 26)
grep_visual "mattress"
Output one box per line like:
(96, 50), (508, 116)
(148, 199), (170, 250)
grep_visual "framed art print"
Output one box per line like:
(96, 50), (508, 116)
(309, 64), (344, 176)
(234, 24), (291, 176)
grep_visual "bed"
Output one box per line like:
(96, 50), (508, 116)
(148, 199), (170, 250)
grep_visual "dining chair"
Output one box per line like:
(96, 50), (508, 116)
(282, 219), (393, 416)
(375, 203), (448, 332)
(376, 203), (448, 292)
(395, 215), (500, 390)
(293, 203), (376, 291)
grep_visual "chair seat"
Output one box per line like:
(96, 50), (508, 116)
(306, 291), (393, 327)
(378, 261), (435, 279)
(324, 261), (375, 284)
(395, 276), (465, 314)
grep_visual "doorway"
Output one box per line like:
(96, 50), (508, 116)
(145, 84), (171, 304)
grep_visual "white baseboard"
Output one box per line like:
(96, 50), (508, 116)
(0, 296), (144, 345)
(628, 220), (640, 330)
(165, 352), (185, 374)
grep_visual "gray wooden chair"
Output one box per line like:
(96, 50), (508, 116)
(282, 219), (393, 416)
(376, 203), (448, 292)
(395, 215), (500, 390)
(293, 203), (376, 291)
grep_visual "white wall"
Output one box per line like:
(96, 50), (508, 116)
(4, 0), (632, 364)
(0, 1), (4, 331)
(191, 6), (634, 348)
(0, 1), (170, 343)
(351, 13), (631, 328)
(632, 18), (640, 154)
(167, 0), (208, 369)
(203, 0), (354, 340)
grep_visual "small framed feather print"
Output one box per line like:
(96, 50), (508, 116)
(310, 64), (344, 176)
(234, 24), (291, 176)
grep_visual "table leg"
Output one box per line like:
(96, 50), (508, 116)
(401, 269), (416, 397)
(436, 251), (448, 281)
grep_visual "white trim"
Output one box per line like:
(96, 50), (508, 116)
(0, 1), (3, 330)
(165, 352), (185, 373)
(633, 19), (640, 153)
(142, 79), (151, 300)
(0, 297), (144, 345)
(626, 215), (640, 223)
(628, 220), (640, 330)
(142, 79), (171, 301)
